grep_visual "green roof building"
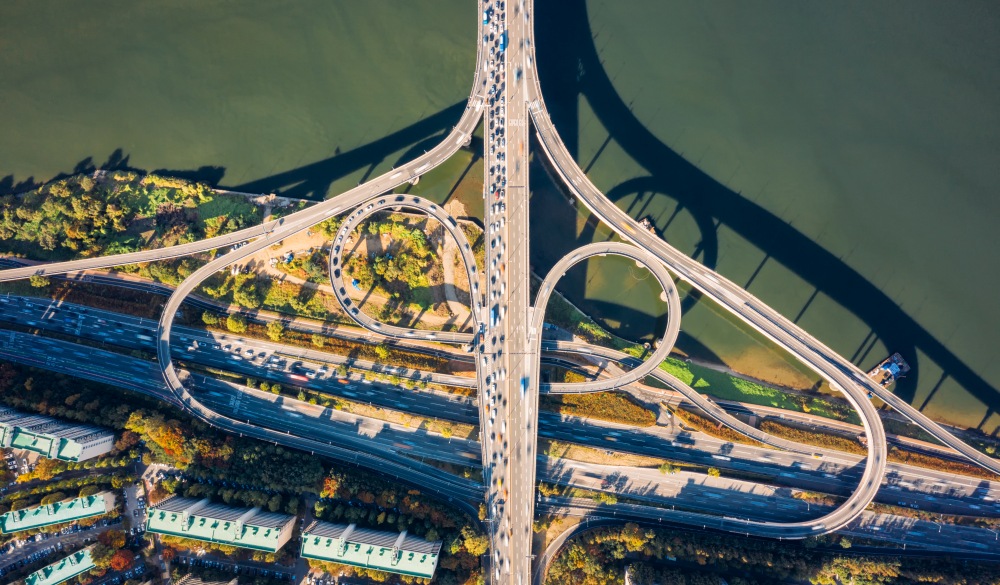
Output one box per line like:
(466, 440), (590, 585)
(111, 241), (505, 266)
(146, 496), (295, 553)
(25, 546), (95, 585)
(0, 491), (116, 534)
(0, 407), (114, 462)
(301, 521), (442, 580)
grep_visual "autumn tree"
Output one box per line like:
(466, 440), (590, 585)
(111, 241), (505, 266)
(29, 274), (50, 288)
(226, 314), (248, 334)
(109, 549), (133, 571)
(99, 529), (127, 549)
(266, 321), (285, 341)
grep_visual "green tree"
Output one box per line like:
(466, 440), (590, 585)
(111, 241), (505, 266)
(265, 321), (285, 341)
(267, 494), (283, 512)
(839, 536), (852, 549)
(29, 274), (50, 288)
(374, 344), (390, 362)
(707, 467), (721, 477)
(658, 462), (678, 474)
(226, 314), (248, 333)
(90, 543), (116, 570)
(201, 311), (219, 325)
(310, 334), (326, 348)
(232, 275), (262, 309)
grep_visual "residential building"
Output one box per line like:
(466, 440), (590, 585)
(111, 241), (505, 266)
(25, 546), (95, 585)
(145, 496), (295, 552)
(0, 408), (114, 462)
(0, 491), (116, 534)
(301, 521), (442, 579)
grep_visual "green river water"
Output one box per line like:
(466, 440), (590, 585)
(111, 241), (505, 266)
(1, 1), (999, 432)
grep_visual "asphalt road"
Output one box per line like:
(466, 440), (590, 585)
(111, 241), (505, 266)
(5, 293), (1000, 520)
(5, 329), (1000, 562)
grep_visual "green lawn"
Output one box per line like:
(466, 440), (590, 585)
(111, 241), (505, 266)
(659, 357), (860, 424)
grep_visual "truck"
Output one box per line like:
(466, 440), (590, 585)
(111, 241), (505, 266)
(499, 30), (507, 52)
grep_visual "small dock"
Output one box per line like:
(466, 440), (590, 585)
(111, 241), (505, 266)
(867, 352), (911, 388)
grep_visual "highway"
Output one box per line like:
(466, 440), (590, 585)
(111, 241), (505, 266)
(490, 0), (536, 582)
(6, 306), (997, 520)
(4, 329), (1000, 560)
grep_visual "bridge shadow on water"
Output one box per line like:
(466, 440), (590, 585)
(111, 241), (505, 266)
(0, 100), (468, 202)
(533, 0), (999, 431)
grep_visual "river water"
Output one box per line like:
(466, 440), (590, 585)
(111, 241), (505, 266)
(533, 0), (1000, 431)
(2, 2), (998, 431)
(0, 0), (474, 198)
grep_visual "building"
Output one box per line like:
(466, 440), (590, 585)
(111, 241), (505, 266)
(145, 496), (295, 552)
(25, 546), (95, 585)
(0, 408), (114, 462)
(301, 521), (443, 580)
(0, 491), (116, 534)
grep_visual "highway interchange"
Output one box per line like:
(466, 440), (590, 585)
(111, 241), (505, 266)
(2, 1), (1000, 583)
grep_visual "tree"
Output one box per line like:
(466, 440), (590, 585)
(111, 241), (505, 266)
(460, 525), (488, 556)
(267, 494), (283, 512)
(99, 529), (126, 549)
(29, 274), (50, 288)
(707, 467), (721, 477)
(658, 462), (678, 475)
(79, 485), (101, 498)
(201, 311), (219, 325)
(109, 549), (133, 571)
(161, 548), (176, 563)
(265, 321), (285, 341)
(91, 543), (116, 569)
(232, 275), (262, 309)
(839, 536), (852, 549)
(374, 344), (390, 362)
(310, 334), (326, 348)
(40, 491), (68, 505)
(226, 314), (247, 333)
